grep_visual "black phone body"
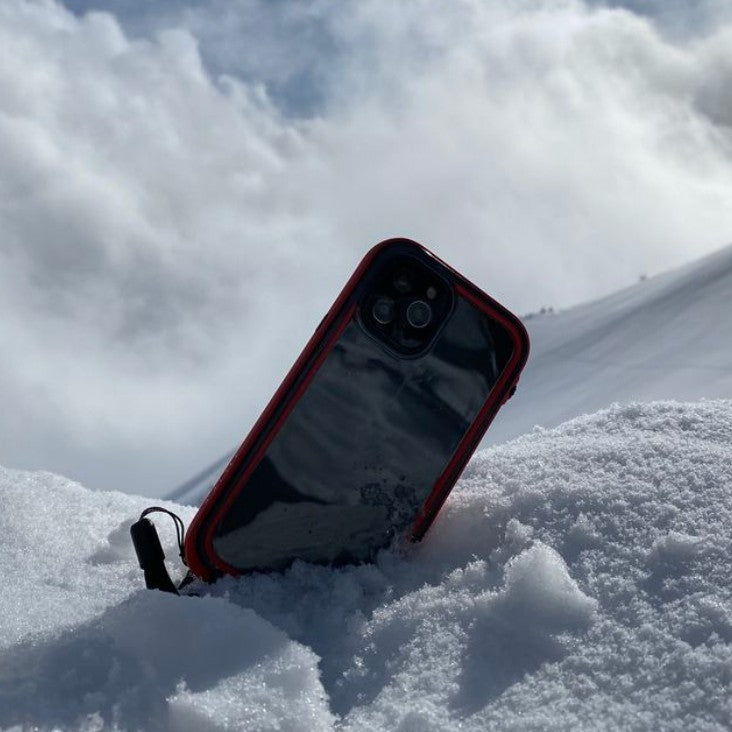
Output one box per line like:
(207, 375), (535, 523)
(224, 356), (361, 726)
(185, 239), (529, 579)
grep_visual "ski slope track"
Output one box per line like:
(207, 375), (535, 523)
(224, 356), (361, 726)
(170, 242), (732, 507)
(1, 402), (731, 730)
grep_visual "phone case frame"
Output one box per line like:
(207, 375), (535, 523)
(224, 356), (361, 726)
(184, 238), (529, 580)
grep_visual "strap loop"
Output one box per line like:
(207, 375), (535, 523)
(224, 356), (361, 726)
(130, 507), (189, 595)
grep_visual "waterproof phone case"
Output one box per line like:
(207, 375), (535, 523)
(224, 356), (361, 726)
(185, 239), (529, 580)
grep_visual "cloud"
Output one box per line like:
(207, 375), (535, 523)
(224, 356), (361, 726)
(1, 0), (732, 493)
(588, 0), (732, 38)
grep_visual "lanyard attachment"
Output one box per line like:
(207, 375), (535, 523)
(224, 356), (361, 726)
(130, 507), (188, 594)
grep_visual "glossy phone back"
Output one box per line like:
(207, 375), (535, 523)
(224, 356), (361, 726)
(185, 239), (529, 579)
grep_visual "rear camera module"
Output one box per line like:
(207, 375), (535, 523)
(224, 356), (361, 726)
(372, 296), (396, 325)
(360, 253), (453, 355)
(406, 300), (432, 329)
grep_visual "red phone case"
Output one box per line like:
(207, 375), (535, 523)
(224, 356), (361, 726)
(185, 239), (529, 580)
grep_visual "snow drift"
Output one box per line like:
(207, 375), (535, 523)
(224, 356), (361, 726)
(1, 400), (730, 730)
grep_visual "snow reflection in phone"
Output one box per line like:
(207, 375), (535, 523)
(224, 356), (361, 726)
(213, 293), (512, 572)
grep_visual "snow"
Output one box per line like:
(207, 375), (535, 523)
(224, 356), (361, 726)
(0, 471), (333, 731)
(488, 242), (732, 446)
(2, 399), (731, 730)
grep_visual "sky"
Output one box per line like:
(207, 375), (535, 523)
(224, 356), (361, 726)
(1, 0), (732, 495)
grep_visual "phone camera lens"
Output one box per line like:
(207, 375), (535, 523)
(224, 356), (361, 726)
(406, 300), (432, 329)
(372, 297), (396, 325)
(393, 272), (412, 294)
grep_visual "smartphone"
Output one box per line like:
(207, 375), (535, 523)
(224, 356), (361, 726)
(184, 238), (529, 580)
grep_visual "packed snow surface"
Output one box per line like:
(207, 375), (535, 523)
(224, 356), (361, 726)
(2, 400), (731, 730)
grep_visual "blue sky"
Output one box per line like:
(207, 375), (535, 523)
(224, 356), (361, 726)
(60, 0), (732, 115)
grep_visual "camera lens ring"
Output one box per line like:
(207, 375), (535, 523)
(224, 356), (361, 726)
(372, 296), (396, 325)
(406, 299), (432, 329)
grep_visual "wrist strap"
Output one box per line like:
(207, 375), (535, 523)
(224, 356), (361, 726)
(130, 507), (189, 595)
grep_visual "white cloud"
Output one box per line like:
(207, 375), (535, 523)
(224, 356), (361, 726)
(1, 0), (732, 493)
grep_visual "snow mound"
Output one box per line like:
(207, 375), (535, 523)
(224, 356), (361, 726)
(1, 400), (731, 730)
(0, 473), (332, 731)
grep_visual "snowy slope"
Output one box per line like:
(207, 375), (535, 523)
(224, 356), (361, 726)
(489, 241), (732, 445)
(169, 242), (732, 506)
(1, 400), (731, 730)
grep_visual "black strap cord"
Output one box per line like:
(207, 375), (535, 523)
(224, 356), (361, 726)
(130, 507), (192, 595)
